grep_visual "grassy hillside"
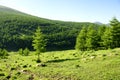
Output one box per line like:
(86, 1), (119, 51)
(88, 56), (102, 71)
(0, 49), (120, 80)
(0, 5), (100, 51)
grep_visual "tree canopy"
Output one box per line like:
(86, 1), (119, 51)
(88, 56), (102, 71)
(75, 17), (120, 51)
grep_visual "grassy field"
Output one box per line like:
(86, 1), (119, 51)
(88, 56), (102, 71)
(0, 48), (120, 80)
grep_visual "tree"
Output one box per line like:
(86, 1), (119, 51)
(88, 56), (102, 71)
(110, 17), (120, 48)
(32, 27), (46, 63)
(98, 25), (106, 48)
(86, 26), (99, 50)
(75, 27), (87, 51)
(101, 27), (112, 49)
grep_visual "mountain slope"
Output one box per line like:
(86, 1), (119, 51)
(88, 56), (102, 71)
(0, 5), (22, 14)
(0, 5), (99, 50)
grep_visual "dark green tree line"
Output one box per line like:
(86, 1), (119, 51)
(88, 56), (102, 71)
(0, 6), (100, 51)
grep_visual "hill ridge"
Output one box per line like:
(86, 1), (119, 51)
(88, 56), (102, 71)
(0, 5), (99, 51)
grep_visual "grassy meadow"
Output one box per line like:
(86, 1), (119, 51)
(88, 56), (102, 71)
(0, 4), (120, 80)
(0, 48), (120, 80)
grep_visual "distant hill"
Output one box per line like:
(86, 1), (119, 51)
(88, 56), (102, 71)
(0, 5), (100, 51)
(94, 22), (103, 25)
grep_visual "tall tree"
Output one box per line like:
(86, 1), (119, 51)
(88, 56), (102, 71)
(75, 27), (87, 51)
(110, 17), (120, 48)
(32, 27), (46, 62)
(86, 25), (99, 50)
(98, 25), (106, 47)
(101, 27), (112, 49)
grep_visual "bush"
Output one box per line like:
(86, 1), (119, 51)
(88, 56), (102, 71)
(2, 49), (8, 56)
(0, 48), (8, 58)
(23, 48), (30, 56)
(18, 48), (23, 55)
(18, 48), (30, 56)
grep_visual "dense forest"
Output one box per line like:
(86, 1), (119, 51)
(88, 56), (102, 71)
(0, 5), (101, 51)
(75, 18), (120, 51)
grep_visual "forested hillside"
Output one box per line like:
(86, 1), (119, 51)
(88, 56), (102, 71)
(0, 5), (101, 51)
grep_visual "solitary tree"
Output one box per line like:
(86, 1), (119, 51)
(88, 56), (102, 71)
(75, 27), (87, 51)
(32, 27), (46, 63)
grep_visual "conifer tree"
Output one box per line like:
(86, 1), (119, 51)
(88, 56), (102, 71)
(32, 27), (46, 62)
(110, 17), (120, 48)
(98, 25), (106, 47)
(101, 27), (112, 49)
(86, 26), (98, 50)
(75, 27), (87, 51)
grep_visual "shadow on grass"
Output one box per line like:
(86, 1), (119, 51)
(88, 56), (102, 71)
(46, 58), (79, 63)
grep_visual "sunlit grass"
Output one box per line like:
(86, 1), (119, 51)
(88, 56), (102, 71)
(0, 49), (120, 80)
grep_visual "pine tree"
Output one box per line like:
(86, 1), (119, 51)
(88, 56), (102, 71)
(98, 25), (106, 48)
(86, 26), (99, 50)
(75, 27), (87, 51)
(110, 17), (120, 48)
(101, 27), (112, 49)
(32, 27), (46, 63)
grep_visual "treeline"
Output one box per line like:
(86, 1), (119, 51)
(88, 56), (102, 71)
(75, 17), (120, 51)
(0, 7), (101, 51)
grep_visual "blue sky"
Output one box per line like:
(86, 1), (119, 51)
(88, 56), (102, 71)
(0, 0), (120, 23)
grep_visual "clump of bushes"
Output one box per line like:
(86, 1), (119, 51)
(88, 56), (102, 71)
(0, 48), (8, 58)
(18, 48), (30, 56)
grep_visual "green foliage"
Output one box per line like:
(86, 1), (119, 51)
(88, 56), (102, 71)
(76, 18), (120, 51)
(110, 17), (120, 48)
(98, 25), (106, 47)
(0, 48), (8, 58)
(75, 27), (87, 51)
(0, 6), (99, 51)
(18, 48), (30, 56)
(23, 48), (30, 56)
(18, 48), (23, 55)
(32, 27), (46, 53)
(75, 25), (107, 51)
(32, 27), (46, 62)
(86, 26), (99, 50)
(101, 27), (113, 49)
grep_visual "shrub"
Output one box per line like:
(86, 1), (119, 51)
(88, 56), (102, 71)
(18, 48), (23, 55)
(23, 48), (30, 56)
(0, 48), (8, 58)
(2, 49), (8, 56)
(18, 48), (30, 56)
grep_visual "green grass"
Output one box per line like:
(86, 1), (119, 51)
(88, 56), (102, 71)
(1, 48), (120, 80)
